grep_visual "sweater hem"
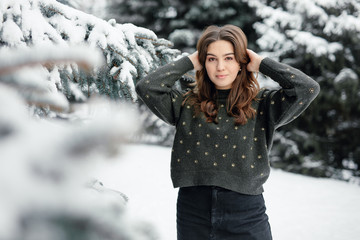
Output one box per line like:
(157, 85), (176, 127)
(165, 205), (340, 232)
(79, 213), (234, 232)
(171, 170), (267, 196)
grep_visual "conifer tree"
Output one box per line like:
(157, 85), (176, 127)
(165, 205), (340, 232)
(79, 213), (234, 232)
(55, 0), (109, 19)
(0, 0), (167, 238)
(246, 0), (360, 178)
(107, 0), (258, 52)
(1, 0), (180, 108)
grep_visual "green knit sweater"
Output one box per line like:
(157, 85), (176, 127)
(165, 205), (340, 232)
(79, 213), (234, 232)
(136, 56), (320, 195)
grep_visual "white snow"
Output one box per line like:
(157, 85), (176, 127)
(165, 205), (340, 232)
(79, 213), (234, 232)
(1, 16), (24, 47)
(1, 0), (179, 104)
(95, 144), (360, 240)
(0, 44), (103, 72)
(247, 0), (358, 62)
(0, 85), (146, 239)
(286, 30), (343, 60)
(334, 68), (358, 84)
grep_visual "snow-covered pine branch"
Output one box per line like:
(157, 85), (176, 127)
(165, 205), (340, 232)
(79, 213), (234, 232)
(245, 0), (360, 62)
(0, 0), (180, 109)
(246, 0), (360, 178)
(0, 80), (162, 239)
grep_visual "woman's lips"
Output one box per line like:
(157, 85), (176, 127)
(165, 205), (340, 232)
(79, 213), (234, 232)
(216, 74), (228, 79)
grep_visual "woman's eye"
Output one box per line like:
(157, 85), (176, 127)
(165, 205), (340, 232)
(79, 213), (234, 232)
(208, 57), (216, 62)
(225, 57), (233, 61)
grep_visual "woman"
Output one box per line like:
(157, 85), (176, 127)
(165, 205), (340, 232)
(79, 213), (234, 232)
(136, 25), (320, 240)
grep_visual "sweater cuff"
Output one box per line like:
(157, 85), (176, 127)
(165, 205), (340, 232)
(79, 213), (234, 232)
(259, 57), (294, 89)
(175, 56), (195, 72)
(259, 57), (276, 77)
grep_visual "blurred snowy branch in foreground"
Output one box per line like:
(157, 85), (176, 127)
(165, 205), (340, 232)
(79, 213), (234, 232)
(0, 44), (160, 238)
(0, 62), (158, 239)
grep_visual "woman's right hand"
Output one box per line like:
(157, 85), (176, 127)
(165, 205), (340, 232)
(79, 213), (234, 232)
(188, 51), (203, 71)
(246, 49), (264, 73)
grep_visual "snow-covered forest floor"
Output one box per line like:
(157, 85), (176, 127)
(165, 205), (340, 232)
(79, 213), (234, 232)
(95, 144), (360, 240)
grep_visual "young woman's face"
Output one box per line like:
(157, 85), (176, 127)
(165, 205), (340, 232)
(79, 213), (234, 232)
(205, 40), (241, 90)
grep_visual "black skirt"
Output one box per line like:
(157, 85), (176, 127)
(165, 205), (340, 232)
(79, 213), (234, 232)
(177, 186), (272, 240)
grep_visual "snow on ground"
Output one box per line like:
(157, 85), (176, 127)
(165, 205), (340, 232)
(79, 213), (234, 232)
(95, 144), (360, 240)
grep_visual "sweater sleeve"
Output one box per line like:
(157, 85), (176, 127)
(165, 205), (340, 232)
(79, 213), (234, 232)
(259, 57), (320, 129)
(135, 56), (194, 126)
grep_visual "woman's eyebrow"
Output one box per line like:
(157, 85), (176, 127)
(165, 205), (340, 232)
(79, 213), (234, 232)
(206, 53), (235, 57)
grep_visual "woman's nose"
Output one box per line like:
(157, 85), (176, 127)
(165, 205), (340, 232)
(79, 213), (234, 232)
(217, 60), (225, 71)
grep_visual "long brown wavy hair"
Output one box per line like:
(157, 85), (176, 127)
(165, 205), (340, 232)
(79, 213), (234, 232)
(184, 25), (260, 125)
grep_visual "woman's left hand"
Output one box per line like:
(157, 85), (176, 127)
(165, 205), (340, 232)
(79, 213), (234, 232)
(188, 51), (203, 71)
(246, 49), (264, 73)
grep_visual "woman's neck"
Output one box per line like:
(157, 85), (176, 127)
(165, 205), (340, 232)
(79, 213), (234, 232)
(217, 89), (231, 101)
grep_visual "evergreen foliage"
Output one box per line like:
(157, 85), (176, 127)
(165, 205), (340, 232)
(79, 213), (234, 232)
(0, 0), (178, 238)
(107, 0), (258, 52)
(246, 0), (360, 179)
(1, 0), (180, 109)
(0, 66), (155, 239)
(55, 0), (109, 19)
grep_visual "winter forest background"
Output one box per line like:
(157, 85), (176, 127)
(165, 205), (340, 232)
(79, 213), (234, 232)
(1, 0), (360, 239)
